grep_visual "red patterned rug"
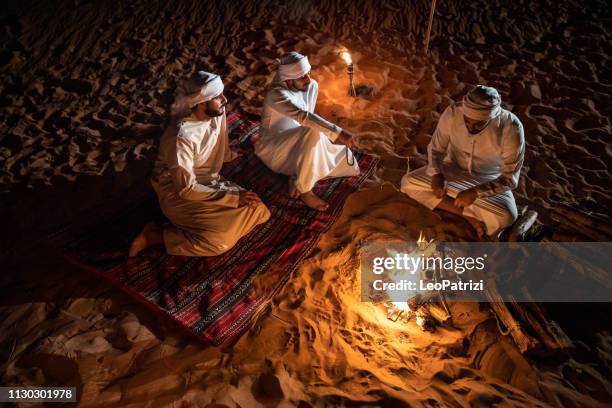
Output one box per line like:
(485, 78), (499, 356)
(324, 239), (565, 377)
(52, 112), (378, 345)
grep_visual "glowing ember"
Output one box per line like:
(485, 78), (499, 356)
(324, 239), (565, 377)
(383, 231), (439, 326)
(391, 301), (410, 311)
(340, 51), (352, 65)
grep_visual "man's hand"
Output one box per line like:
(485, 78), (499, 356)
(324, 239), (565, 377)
(337, 130), (355, 147)
(454, 189), (478, 208)
(431, 173), (447, 198)
(238, 191), (261, 208)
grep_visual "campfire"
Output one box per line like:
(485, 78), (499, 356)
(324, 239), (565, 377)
(360, 232), (450, 332)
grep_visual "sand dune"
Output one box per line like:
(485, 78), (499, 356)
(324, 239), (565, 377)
(1, 0), (611, 406)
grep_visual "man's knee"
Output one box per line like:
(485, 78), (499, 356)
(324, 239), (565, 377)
(164, 230), (231, 257)
(205, 233), (240, 256)
(255, 201), (271, 223)
(209, 204), (270, 253)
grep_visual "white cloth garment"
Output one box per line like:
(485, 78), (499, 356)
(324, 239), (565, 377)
(254, 73), (360, 193)
(152, 112), (270, 256)
(401, 102), (525, 236)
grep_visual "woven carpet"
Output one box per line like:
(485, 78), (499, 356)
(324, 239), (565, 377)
(52, 112), (378, 345)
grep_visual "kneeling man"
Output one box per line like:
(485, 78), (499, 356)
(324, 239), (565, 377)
(255, 51), (359, 211)
(401, 85), (525, 237)
(130, 71), (270, 257)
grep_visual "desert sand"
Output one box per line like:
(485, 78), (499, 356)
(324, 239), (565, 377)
(1, 0), (611, 406)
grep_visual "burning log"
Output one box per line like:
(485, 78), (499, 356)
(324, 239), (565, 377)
(415, 309), (437, 332)
(421, 302), (451, 325)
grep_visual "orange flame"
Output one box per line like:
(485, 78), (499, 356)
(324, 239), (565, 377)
(417, 230), (425, 244)
(417, 230), (434, 246)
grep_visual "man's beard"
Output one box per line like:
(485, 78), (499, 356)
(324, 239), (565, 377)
(287, 81), (308, 92)
(205, 104), (226, 117)
(467, 121), (490, 134)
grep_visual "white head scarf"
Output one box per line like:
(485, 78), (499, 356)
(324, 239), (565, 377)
(171, 71), (224, 118)
(278, 51), (311, 82)
(461, 85), (502, 121)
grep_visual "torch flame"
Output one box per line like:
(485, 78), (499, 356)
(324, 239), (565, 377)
(340, 51), (352, 65)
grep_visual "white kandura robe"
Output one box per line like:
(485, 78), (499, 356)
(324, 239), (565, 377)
(254, 74), (360, 193)
(401, 102), (525, 236)
(152, 112), (270, 256)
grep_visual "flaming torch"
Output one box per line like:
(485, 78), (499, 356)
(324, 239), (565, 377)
(341, 51), (357, 97)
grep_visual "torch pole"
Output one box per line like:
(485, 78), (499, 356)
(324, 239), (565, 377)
(347, 62), (357, 97)
(424, 0), (437, 54)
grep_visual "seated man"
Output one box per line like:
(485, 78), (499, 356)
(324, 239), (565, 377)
(130, 71), (270, 257)
(255, 51), (359, 211)
(401, 85), (525, 238)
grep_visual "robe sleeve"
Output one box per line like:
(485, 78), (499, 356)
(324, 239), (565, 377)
(270, 83), (343, 141)
(170, 134), (240, 208)
(473, 116), (525, 198)
(426, 106), (453, 176)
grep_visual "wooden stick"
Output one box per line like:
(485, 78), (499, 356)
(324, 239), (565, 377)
(486, 286), (540, 354)
(526, 302), (573, 352)
(512, 294), (573, 355)
(424, 0), (437, 54)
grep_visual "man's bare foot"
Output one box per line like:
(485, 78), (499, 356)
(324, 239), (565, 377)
(129, 223), (162, 257)
(288, 176), (300, 199)
(300, 191), (329, 211)
(464, 216), (486, 238)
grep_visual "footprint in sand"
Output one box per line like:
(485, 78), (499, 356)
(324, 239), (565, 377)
(60, 78), (93, 95)
(251, 372), (284, 405)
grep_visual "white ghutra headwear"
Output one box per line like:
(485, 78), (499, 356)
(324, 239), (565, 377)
(461, 85), (502, 121)
(171, 71), (224, 118)
(278, 51), (311, 81)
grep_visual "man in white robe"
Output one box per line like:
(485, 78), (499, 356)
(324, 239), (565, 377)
(254, 51), (360, 211)
(129, 71), (270, 257)
(401, 85), (525, 237)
